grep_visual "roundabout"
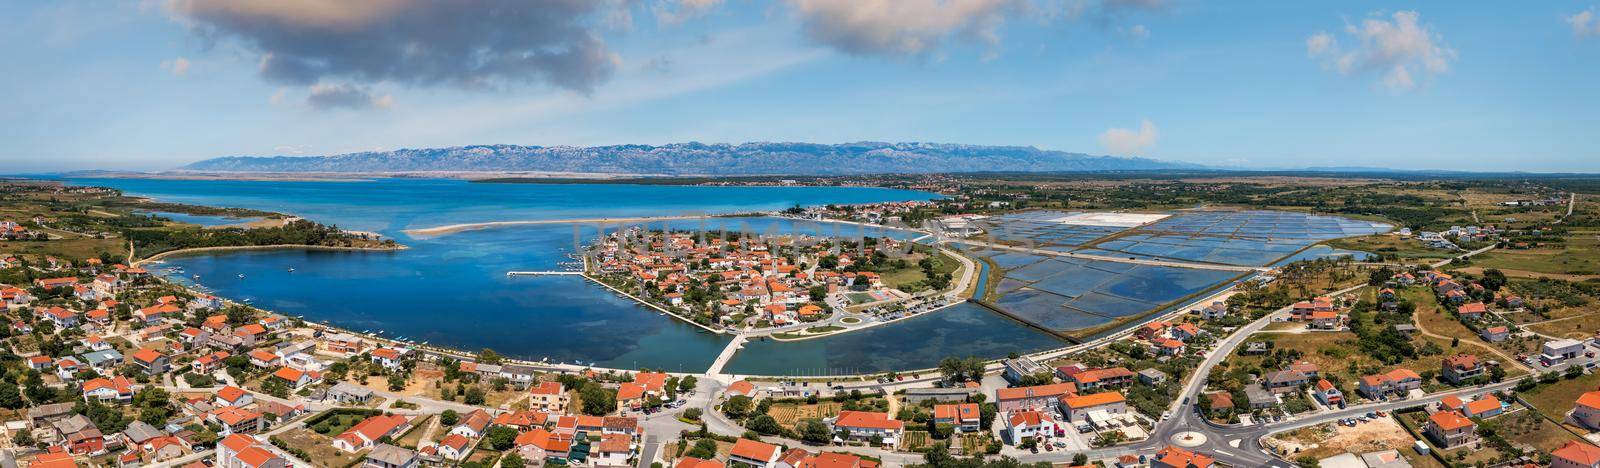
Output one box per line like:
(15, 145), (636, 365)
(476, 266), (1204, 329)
(1170, 431), (1207, 448)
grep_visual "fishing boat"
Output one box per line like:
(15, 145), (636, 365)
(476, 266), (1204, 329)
(237, 273), (246, 278)
(287, 267), (295, 272)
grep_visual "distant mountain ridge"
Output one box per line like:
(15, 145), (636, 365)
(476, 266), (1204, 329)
(180, 142), (1199, 175)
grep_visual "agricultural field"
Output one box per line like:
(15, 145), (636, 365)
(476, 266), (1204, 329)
(765, 401), (843, 430)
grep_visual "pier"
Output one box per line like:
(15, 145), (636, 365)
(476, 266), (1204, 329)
(506, 271), (584, 277)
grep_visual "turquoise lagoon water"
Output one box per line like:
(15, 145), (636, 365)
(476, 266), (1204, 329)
(137, 209), (261, 227)
(68, 178), (1063, 372)
(722, 302), (1064, 376)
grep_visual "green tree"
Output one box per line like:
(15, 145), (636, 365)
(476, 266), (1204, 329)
(677, 375), (697, 393)
(580, 384), (617, 416)
(747, 415), (782, 435)
(500, 453), (527, 468)
(0, 382), (23, 409)
(686, 438), (719, 459)
(797, 419), (832, 444)
(440, 410), (459, 426)
(388, 374), (407, 391)
(464, 387), (486, 405)
(483, 426), (518, 450)
(723, 395), (754, 418)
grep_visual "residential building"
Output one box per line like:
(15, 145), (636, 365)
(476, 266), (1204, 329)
(1313, 379), (1343, 407)
(1060, 392), (1128, 422)
(1553, 441), (1600, 468)
(529, 381), (570, 412)
(1262, 370), (1308, 394)
(1004, 409), (1054, 443)
(1573, 391), (1600, 429)
(995, 382), (1076, 413)
(334, 414), (411, 453)
(932, 403), (980, 432)
(1151, 446), (1216, 468)
(1002, 357), (1047, 384)
(129, 348), (168, 375)
(364, 443), (419, 468)
(729, 438), (782, 467)
(829, 411), (904, 446)
(1440, 354), (1485, 385)
(1358, 368), (1423, 399)
(1424, 411), (1476, 448)
(217, 434), (287, 468)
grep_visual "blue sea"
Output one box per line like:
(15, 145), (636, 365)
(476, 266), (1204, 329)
(68, 177), (1064, 372)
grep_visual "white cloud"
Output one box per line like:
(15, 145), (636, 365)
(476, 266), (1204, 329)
(785, 0), (1022, 58)
(1568, 8), (1600, 37)
(162, 57), (191, 76)
(1098, 119), (1157, 155)
(654, 0), (724, 25)
(1306, 10), (1456, 92)
(306, 83), (393, 110)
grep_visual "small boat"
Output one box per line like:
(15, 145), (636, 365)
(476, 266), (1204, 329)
(287, 268), (296, 272)
(192, 275), (201, 279)
(237, 274), (246, 278)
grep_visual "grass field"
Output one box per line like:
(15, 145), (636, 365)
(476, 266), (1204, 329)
(1523, 372), (1600, 431)
(766, 401), (843, 429)
(1468, 236), (1600, 276)
(1491, 410), (1582, 454)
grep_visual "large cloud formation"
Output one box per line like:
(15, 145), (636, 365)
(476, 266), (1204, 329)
(1099, 119), (1157, 155)
(1306, 11), (1455, 92)
(168, 0), (622, 105)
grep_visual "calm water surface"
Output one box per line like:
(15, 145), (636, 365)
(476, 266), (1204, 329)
(70, 178), (1048, 372)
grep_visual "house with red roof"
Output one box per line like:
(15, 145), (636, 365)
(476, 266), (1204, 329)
(1425, 411), (1476, 448)
(333, 414), (411, 452)
(81, 376), (135, 403)
(271, 367), (321, 389)
(209, 406), (263, 435)
(1553, 441), (1600, 468)
(129, 348), (168, 375)
(675, 457), (724, 468)
(193, 351), (231, 374)
(1440, 354), (1485, 384)
(1313, 379), (1343, 407)
(216, 386), (253, 407)
(729, 438), (782, 467)
(529, 381), (570, 412)
(932, 403), (981, 432)
(436, 433), (473, 460)
(1457, 302), (1488, 320)
(449, 409), (493, 439)
(514, 428), (574, 462)
(1151, 446), (1216, 468)
(1462, 394), (1503, 419)
(1358, 368), (1423, 399)
(995, 382), (1077, 413)
(829, 411), (904, 446)
(218, 434), (287, 468)
(370, 347), (408, 369)
(1571, 390), (1600, 429)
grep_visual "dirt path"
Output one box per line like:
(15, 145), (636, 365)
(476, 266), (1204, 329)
(1413, 310), (1531, 373)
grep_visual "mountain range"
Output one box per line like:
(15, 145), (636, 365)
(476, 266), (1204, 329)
(179, 142), (1199, 175)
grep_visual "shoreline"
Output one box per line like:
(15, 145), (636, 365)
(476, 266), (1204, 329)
(132, 243), (408, 267)
(403, 214), (757, 237)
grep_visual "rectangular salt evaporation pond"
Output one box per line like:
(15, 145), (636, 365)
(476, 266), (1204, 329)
(989, 260), (1241, 333)
(650, 217), (924, 241)
(721, 302), (1066, 376)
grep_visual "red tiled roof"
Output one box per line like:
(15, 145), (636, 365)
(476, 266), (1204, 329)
(1554, 441), (1600, 467)
(832, 411), (903, 431)
(730, 438), (781, 461)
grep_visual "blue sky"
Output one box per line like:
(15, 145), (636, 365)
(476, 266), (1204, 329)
(2, 0), (1597, 172)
